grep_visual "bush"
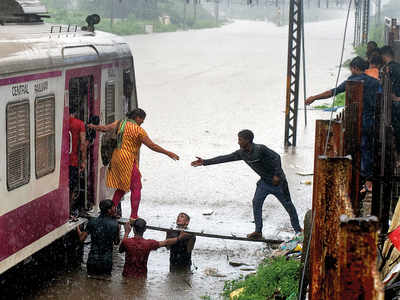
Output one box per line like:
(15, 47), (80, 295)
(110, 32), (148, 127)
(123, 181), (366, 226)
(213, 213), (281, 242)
(223, 256), (301, 300)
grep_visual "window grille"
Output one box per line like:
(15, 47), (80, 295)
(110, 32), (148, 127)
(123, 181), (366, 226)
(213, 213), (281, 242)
(35, 95), (55, 178)
(105, 82), (115, 124)
(7, 101), (30, 190)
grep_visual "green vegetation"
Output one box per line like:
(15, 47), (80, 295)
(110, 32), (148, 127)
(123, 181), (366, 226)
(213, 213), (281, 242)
(41, 0), (224, 35)
(223, 256), (301, 300)
(314, 92), (346, 109)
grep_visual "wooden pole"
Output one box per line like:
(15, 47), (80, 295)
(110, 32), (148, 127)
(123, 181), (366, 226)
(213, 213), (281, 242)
(117, 218), (284, 244)
(339, 215), (384, 300)
(309, 157), (354, 300)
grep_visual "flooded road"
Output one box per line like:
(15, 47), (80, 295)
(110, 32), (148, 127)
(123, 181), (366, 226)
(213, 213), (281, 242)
(31, 18), (354, 299)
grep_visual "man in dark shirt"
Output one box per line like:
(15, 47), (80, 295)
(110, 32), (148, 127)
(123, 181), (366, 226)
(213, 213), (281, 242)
(166, 213), (196, 271)
(306, 56), (380, 191)
(119, 218), (184, 278)
(381, 46), (400, 154)
(191, 130), (301, 240)
(77, 199), (119, 276)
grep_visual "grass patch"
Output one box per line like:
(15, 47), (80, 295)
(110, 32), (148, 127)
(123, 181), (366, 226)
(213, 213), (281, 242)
(313, 92), (346, 109)
(223, 256), (300, 300)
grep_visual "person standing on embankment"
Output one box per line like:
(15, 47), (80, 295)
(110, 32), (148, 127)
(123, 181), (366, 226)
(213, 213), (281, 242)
(305, 56), (380, 193)
(191, 129), (302, 239)
(89, 108), (179, 221)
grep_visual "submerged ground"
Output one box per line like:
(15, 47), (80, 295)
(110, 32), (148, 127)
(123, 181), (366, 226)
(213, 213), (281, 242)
(29, 17), (354, 299)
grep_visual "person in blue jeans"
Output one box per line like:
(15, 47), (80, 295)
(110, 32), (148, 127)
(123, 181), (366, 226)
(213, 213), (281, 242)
(191, 130), (302, 240)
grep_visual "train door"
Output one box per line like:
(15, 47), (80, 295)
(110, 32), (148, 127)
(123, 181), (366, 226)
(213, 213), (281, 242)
(66, 67), (101, 213)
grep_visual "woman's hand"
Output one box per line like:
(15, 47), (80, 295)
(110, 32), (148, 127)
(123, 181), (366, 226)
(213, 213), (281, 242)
(168, 152), (180, 160)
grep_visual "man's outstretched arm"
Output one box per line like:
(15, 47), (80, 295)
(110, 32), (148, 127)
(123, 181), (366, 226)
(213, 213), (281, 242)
(191, 151), (241, 167)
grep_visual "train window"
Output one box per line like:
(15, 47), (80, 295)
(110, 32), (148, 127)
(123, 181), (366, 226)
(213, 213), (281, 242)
(123, 68), (136, 112)
(105, 81), (115, 124)
(6, 100), (30, 190)
(35, 95), (55, 178)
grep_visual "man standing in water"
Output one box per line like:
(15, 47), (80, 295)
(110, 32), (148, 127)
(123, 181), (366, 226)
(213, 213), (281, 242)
(191, 130), (302, 239)
(119, 218), (185, 278)
(166, 213), (196, 271)
(77, 199), (119, 277)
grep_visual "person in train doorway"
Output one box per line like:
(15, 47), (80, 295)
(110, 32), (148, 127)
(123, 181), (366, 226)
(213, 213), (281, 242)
(381, 46), (400, 164)
(166, 212), (196, 272)
(77, 199), (120, 277)
(88, 108), (179, 222)
(305, 56), (380, 194)
(69, 106), (87, 217)
(191, 130), (302, 240)
(119, 218), (186, 278)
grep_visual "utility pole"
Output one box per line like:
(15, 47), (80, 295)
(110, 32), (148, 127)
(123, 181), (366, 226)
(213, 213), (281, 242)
(361, 0), (370, 45)
(110, 0), (114, 30)
(183, 0), (187, 29)
(375, 0), (381, 24)
(194, 0), (198, 25)
(284, 0), (303, 148)
(215, 0), (219, 26)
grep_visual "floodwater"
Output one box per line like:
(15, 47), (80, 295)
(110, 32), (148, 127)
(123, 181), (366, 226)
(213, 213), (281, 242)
(30, 17), (354, 299)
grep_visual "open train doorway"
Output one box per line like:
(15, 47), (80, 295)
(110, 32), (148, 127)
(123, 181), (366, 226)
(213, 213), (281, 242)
(68, 75), (98, 214)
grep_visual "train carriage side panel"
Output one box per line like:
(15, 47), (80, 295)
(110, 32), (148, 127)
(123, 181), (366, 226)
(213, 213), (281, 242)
(0, 71), (69, 267)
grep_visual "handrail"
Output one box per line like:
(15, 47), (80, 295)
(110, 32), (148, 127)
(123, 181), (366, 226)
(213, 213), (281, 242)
(61, 45), (100, 58)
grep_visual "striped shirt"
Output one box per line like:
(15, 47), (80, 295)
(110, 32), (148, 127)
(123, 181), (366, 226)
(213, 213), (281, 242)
(106, 121), (148, 192)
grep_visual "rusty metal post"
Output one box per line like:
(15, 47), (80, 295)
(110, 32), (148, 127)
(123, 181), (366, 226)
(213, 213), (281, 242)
(343, 80), (363, 215)
(309, 157), (354, 300)
(339, 215), (384, 300)
(372, 88), (393, 235)
(284, 0), (302, 148)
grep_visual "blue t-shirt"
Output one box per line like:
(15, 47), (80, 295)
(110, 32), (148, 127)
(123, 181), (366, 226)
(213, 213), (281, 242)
(331, 73), (380, 131)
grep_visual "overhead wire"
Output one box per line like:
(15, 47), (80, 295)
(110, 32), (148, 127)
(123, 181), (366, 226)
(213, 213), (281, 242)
(323, 0), (353, 156)
(298, 1), (354, 299)
(301, 0), (307, 126)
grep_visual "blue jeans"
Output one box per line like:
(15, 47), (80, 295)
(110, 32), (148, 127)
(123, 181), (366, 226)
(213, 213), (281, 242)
(252, 179), (301, 233)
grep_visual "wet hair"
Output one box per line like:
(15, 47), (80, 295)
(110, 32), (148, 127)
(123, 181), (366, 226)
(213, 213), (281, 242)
(132, 218), (147, 235)
(99, 199), (114, 215)
(350, 56), (369, 72)
(127, 108), (146, 120)
(380, 45), (395, 58)
(367, 41), (378, 49)
(370, 54), (383, 68)
(238, 129), (254, 143)
(367, 48), (381, 61)
(69, 105), (77, 115)
(178, 212), (190, 222)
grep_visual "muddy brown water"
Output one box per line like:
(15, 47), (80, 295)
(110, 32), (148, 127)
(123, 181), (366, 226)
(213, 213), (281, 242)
(17, 18), (355, 299)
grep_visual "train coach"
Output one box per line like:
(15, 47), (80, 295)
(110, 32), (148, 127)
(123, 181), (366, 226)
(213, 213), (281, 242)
(0, 0), (138, 275)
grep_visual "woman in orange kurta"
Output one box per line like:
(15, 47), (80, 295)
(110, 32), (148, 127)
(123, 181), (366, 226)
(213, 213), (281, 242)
(90, 108), (179, 220)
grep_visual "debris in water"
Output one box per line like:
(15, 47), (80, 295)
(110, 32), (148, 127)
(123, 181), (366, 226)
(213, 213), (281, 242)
(229, 261), (249, 267)
(300, 181), (312, 185)
(296, 171), (313, 176)
(203, 267), (226, 277)
(240, 267), (256, 271)
(202, 210), (214, 216)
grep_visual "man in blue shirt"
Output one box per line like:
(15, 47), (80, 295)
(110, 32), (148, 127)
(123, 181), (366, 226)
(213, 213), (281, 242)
(306, 56), (380, 192)
(77, 199), (120, 276)
(191, 130), (301, 240)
